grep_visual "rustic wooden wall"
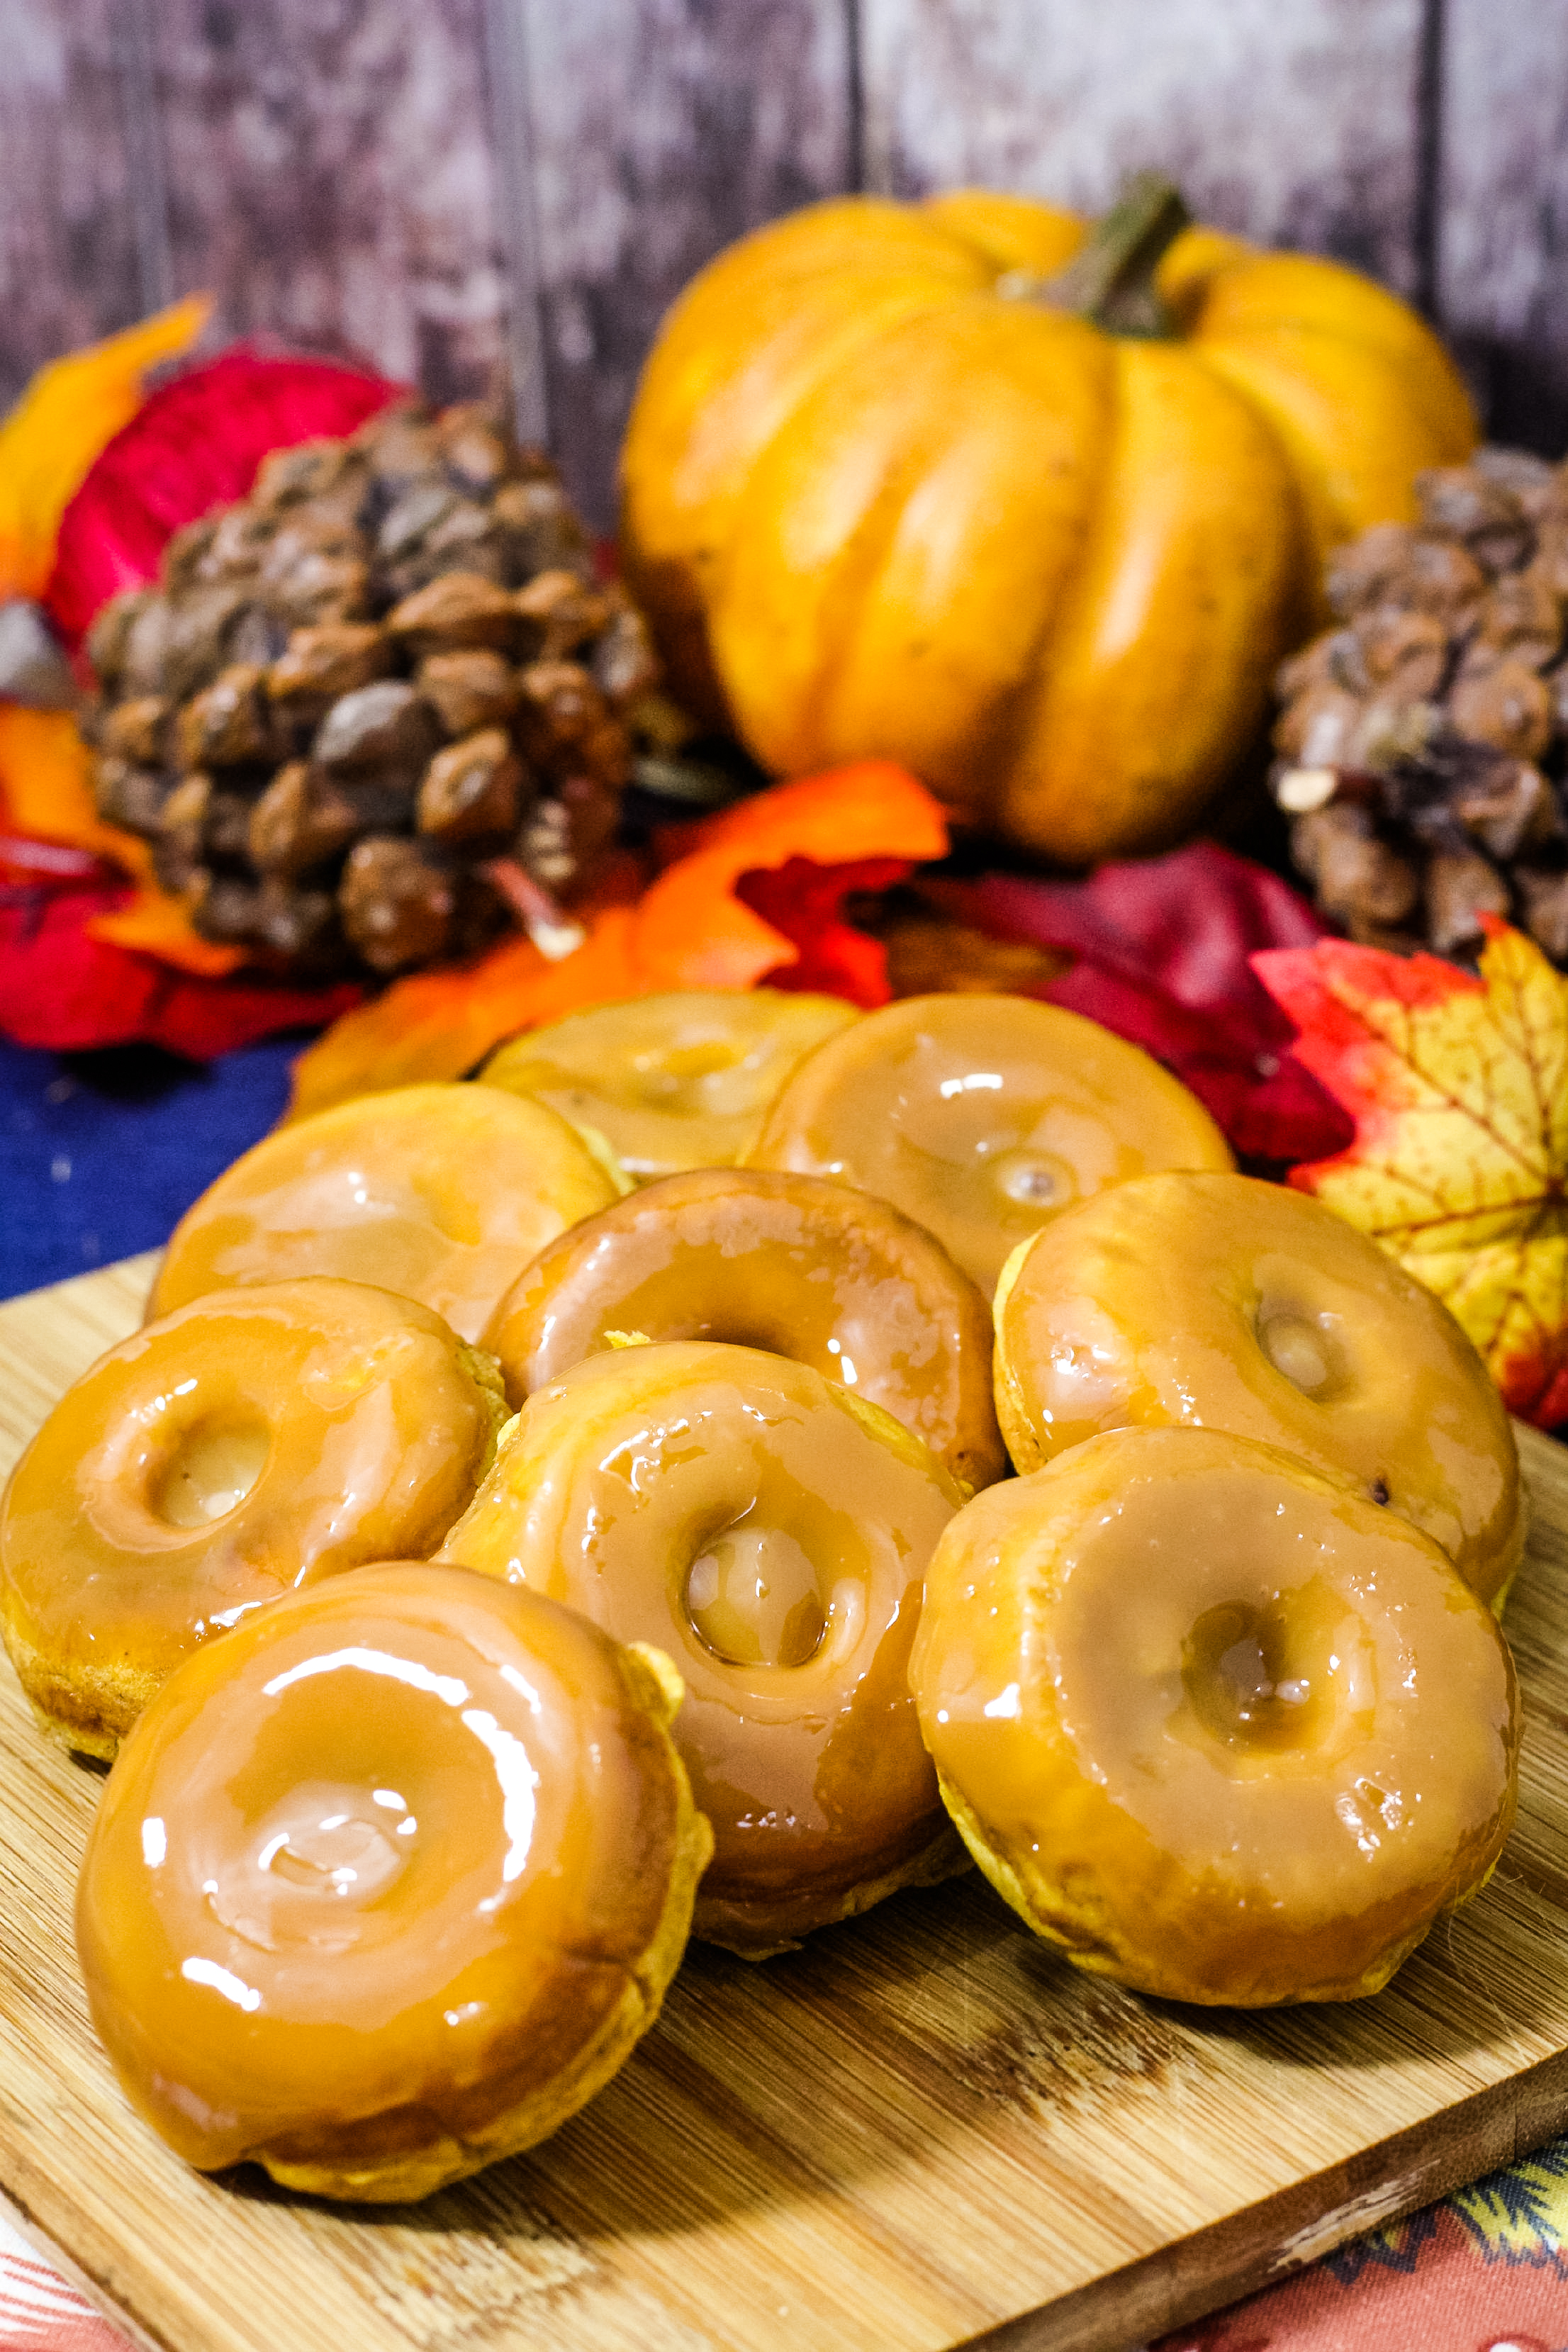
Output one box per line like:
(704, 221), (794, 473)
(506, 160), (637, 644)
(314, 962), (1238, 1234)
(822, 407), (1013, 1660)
(0, 0), (1563, 534)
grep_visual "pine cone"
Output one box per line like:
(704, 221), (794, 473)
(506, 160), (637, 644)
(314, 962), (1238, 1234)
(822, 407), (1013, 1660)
(1272, 445), (1568, 965)
(82, 400), (663, 978)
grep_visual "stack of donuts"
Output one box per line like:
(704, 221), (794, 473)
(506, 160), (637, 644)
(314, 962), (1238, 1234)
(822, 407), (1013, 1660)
(0, 982), (1523, 2200)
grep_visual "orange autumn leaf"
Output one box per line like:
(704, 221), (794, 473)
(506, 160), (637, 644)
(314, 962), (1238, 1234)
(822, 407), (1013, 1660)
(88, 890), (245, 979)
(1254, 919), (1568, 1424)
(636, 761), (948, 988)
(288, 763), (948, 1121)
(0, 706), (241, 976)
(0, 296), (210, 600)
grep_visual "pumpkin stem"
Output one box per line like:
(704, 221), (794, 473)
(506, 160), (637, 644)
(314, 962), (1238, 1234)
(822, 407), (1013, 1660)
(1037, 172), (1193, 337)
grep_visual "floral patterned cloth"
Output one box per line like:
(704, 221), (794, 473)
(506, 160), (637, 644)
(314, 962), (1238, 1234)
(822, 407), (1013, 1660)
(6, 2143), (1568, 2349)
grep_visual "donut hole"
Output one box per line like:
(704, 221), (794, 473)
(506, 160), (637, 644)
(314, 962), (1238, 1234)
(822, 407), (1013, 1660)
(994, 1149), (1076, 1209)
(1255, 1301), (1348, 1400)
(1182, 1598), (1332, 1756)
(685, 1520), (828, 1668)
(152, 1414), (271, 1528)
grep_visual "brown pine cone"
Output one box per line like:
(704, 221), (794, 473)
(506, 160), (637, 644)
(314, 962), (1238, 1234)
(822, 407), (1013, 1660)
(1272, 444), (1568, 965)
(82, 398), (668, 980)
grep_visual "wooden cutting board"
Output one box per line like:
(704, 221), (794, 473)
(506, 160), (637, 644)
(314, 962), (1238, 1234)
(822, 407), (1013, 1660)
(2, 1260), (1568, 2352)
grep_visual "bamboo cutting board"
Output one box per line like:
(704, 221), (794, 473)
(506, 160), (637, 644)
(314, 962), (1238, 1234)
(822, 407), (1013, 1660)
(2, 1261), (1568, 2352)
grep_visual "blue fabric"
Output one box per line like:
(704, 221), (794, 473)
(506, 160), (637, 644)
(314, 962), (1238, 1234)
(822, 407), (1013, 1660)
(0, 1036), (303, 1300)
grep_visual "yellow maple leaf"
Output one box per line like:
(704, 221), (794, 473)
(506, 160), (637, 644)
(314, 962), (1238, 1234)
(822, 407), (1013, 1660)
(1253, 919), (1568, 1424)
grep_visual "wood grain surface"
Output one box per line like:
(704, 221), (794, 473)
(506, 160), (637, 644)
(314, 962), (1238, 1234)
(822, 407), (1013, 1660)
(0, 1260), (1567, 2351)
(519, 0), (853, 530)
(1439, 0), (1568, 456)
(0, 1), (148, 423)
(860, 0), (1427, 293)
(2, 0), (1564, 534)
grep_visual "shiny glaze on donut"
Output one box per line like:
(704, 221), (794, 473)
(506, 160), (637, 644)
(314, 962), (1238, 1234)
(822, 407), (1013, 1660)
(912, 1427), (1519, 2006)
(77, 1563), (707, 2198)
(748, 993), (1232, 1292)
(151, 1082), (622, 1341)
(0, 1280), (503, 1755)
(440, 1340), (963, 1954)
(486, 1166), (1007, 1491)
(992, 1170), (1523, 1607)
(481, 990), (860, 1179)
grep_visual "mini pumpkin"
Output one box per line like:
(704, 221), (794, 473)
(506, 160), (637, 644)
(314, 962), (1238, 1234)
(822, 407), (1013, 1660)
(620, 179), (1477, 865)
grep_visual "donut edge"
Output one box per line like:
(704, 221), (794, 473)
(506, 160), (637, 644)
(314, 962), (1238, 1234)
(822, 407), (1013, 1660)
(693, 1816), (972, 1963)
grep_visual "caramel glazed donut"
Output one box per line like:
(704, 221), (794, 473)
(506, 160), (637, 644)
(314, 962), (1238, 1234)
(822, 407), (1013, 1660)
(441, 1339), (966, 1957)
(913, 1427), (1520, 2007)
(150, 1081), (622, 1343)
(0, 1279), (506, 1757)
(77, 1563), (710, 2200)
(992, 1170), (1524, 1610)
(485, 1165), (1008, 1493)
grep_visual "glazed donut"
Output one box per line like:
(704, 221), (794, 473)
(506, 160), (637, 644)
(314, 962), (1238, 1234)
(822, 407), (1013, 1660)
(748, 992), (1232, 1292)
(481, 989), (860, 1179)
(76, 1562), (710, 2200)
(486, 1166), (1007, 1492)
(992, 1170), (1523, 1609)
(151, 1082), (622, 1342)
(440, 1339), (964, 1956)
(912, 1426), (1519, 2007)
(0, 1279), (505, 1757)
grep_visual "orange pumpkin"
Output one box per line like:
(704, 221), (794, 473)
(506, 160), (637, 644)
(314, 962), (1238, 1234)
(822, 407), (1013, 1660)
(620, 180), (1477, 865)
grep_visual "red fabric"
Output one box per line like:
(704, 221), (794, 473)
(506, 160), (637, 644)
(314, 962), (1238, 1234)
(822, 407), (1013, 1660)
(940, 844), (1355, 1164)
(0, 873), (359, 1057)
(44, 352), (403, 649)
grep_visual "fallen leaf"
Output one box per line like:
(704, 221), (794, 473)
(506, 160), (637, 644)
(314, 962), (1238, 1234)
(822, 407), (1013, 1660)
(286, 764), (948, 1119)
(45, 349), (402, 647)
(0, 297), (209, 602)
(1254, 918), (1568, 1424)
(932, 844), (1355, 1163)
(0, 705), (242, 975)
(0, 872), (359, 1058)
(737, 855), (913, 1004)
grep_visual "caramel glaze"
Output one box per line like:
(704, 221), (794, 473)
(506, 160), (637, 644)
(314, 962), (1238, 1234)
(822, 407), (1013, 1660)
(486, 1166), (1007, 1491)
(993, 1170), (1523, 1609)
(912, 1427), (1520, 2007)
(0, 1279), (505, 1757)
(481, 989), (860, 1179)
(439, 1340), (965, 1955)
(77, 1563), (710, 2200)
(150, 1082), (622, 1342)
(747, 992), (1232, 1293)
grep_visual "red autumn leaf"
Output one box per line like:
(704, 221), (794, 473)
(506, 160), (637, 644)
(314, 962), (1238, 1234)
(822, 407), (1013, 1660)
(1254, 919), (1568, 1425)
(0, 871), (360, 1059)
(737, 854), (914, 1006)
(45, 350), (403, 649)
(936, 843), (1355, 1163)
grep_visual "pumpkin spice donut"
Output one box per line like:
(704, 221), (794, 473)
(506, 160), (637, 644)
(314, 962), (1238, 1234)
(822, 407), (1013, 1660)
(481, 989), (861, 1180)
(748, 992), (1232, 1292)
(992, 1170), (1523, 1609)
(77, 1562), (710, 2200)
(441, 1339), (965, 1956)
(912, 1427), (1519, 2007)
(486, 1166), (1007, 1491)
(0, 1279), (506, 1757)
(150, 1081), (623, 1343)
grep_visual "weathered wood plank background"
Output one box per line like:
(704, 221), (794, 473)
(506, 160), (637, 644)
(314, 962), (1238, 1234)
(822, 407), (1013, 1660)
(1, 0), (1564, 533)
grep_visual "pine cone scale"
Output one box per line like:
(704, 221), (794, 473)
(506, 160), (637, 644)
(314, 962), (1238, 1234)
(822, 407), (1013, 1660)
(83, 398), (664, 979)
